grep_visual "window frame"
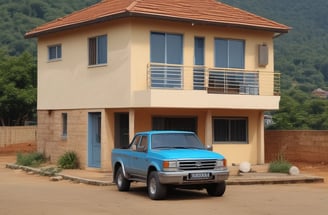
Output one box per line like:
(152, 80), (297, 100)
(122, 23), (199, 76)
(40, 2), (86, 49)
(194, 36), (205, 90)
(88, 34), (108, 66)
(62, 113), (68, 139)
(48, 44), (62, 61)
(212, 117), (248, 144)
(150, 32), (183, 89)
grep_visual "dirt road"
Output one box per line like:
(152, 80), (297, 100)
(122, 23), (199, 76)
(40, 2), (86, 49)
(1, 154), (328, 215)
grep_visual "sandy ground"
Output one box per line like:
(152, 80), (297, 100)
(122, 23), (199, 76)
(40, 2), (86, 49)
(1, 155), (328, 215)
(293, 161), (328, 185)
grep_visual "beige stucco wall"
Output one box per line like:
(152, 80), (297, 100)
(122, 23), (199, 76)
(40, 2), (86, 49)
(38, 107), (263, 170)
(131, 108), (263, 166)
(36, 17), (277, 170)
(38, 18), (277, 111)
(37, 20), (133, 110)
(130, 18), (274, 88)
(210, 110), (263, 165)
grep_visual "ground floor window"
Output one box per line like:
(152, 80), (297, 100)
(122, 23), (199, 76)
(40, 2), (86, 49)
(213, 117), (248, 143)
(152, 117), (197, 133)
(61, 113), (68, 139)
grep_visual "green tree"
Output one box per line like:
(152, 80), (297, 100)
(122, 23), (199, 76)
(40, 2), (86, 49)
(0, 50), (37, 126)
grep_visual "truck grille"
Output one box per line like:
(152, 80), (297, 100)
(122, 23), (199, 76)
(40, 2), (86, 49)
(178, 160), (217, 170)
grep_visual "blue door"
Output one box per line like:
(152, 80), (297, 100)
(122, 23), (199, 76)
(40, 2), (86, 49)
(88, 112), (101, 168)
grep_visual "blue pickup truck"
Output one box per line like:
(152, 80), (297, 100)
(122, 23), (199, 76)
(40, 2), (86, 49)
(111, 130), (229, 200)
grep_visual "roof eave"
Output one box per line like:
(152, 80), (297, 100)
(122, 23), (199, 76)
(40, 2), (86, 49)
(131, 13), (290, 34)
(25, 12), (290, 39)
(24, 12), (129, 39)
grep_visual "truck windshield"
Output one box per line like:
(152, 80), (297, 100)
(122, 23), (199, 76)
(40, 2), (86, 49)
(151, 133), (205, 149)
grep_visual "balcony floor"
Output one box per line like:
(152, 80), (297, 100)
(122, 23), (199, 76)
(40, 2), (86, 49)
(133, 89), (280, 110)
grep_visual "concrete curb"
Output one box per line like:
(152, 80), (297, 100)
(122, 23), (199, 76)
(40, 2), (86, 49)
(6, 163), (324, 186)
(6, 163), (113, 186)
(57, 174), (113, 186)
(227, 176), (324, 185)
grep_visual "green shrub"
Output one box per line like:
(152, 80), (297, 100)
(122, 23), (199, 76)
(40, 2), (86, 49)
(57, 151), (79, 169)
(269, 153), (292, 173)
(16, 152), (46, 167)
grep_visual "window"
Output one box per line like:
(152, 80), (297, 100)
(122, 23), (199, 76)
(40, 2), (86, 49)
(213, 118), (248, 143)
(150, 32), (183, 88)
(152, 117), (197, 133)
(138, 136), (148, 152)
(88, 35), (107, 65)
(215, 39), (245, 69)
(151, 32), (183, 64)
(48, 44), (62, 61)
(194, 37), (205, 90)
(129, 135), (148, 152)
(151, 133), (204, 149)
(129, 135), (139, 151)
(62, 113), (68, 138)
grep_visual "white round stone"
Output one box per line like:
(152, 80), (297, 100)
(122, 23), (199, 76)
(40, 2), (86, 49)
(289, 166), (300, 175)
(239, 162), (251, 173)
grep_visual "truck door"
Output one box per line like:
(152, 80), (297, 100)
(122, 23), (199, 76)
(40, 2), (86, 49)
(128, 135), (149, 180)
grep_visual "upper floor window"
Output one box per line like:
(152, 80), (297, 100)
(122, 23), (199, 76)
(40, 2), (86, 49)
(215, 39), (245, 69)
(213, 117), (248, 144)
(150, 32), (183, 88)
(150, 32), (183, 64)
(194, 37), (205, 90)
(88, 35), (107, 65)
(48, 44), (62, 61)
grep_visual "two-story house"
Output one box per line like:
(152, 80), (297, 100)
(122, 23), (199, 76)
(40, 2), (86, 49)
(25, 0), (290, 171)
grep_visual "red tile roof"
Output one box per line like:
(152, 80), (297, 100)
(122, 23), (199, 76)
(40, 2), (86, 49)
(25, 0), (290, 38)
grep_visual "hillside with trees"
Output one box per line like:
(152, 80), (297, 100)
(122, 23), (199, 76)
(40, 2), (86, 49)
(1, 0), (328, 129)
(221, 0), (328, 129)
(0, 0), (100, 125)
(0, 0), (99, 55)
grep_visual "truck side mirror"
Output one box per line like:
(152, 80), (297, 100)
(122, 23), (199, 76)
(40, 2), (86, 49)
(205, 145), (213, 151)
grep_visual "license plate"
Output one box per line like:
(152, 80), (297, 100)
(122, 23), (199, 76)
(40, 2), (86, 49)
(189, 172), (211, 180)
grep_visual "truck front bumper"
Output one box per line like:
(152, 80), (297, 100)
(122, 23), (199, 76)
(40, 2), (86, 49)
(157, 169), (229, 185)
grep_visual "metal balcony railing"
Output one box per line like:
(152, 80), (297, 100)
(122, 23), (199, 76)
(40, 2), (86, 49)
(206, 68), (259, 95)
(148, 64), (183, 89)
(147, 63), (280, 96)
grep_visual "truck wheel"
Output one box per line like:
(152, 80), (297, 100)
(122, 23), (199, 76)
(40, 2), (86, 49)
(206, 181), (226, 196)
(115, 166), (130, 191)
(147, 171), (167, 200)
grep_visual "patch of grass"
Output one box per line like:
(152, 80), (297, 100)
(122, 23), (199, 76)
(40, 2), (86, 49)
(57, 151), (79, 169)
(16, 152), (46, 167)
(269, 153), (292, 173)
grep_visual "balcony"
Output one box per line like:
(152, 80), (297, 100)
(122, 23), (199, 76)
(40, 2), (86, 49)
(147, 63), (280, 96)
(132, 63), (281, 110)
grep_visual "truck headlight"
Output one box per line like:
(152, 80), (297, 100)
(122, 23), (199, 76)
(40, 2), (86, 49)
(163, 161), (178, 171)
(215, 159), (227, 168)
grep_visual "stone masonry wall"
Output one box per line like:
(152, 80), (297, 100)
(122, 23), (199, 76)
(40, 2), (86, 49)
(37, 110), (88, 167)
(265, 130), (328, 163)
(0, 126), (36, 147)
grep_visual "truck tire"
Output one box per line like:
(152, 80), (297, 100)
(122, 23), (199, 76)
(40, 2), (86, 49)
(147, 171), (167, 200)
(206, 181), (226, 196)
(115, 166), (130, 191)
